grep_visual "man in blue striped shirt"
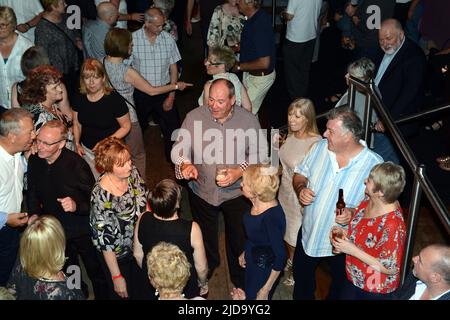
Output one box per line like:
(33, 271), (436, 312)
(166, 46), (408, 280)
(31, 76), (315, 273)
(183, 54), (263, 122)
(292, 107), (383, 299)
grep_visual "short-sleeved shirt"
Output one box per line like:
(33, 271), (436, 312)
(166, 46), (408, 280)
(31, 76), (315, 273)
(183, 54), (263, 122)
(239, 9), (276, 71)
(346, 199), (406, 294)
(131, 29), (181, 86)
(72, 91), (128, 149)
(294, 139), (383, 257)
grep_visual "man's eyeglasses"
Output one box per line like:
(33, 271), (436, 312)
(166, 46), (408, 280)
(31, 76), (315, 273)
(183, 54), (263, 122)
(36, 139), (65, 147)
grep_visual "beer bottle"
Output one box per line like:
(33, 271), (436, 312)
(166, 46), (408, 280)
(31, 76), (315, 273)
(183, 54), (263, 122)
(336, 189), (345, 216)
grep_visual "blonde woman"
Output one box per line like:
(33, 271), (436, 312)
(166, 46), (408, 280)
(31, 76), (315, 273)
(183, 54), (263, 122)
(278, 98), (321, 286)
(147, 242), (205, 300)
(6, 216), (84, 300)
(236, 164), (286, 300)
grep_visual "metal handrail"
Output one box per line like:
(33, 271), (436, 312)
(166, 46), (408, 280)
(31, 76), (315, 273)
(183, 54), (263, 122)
(346, 76), (450, 285)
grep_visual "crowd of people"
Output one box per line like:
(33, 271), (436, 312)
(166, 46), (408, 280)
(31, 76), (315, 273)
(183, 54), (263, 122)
(0, 0), (449, 301)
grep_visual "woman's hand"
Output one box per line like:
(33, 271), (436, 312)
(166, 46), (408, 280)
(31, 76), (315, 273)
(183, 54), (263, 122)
(176, 82), (193, 91)
(75, 142), (85, 157)
(230, 287), (246, 300)
(113, 277), (128, 299)
(299, 187), (315, 206)
(330, 234), (354, 255)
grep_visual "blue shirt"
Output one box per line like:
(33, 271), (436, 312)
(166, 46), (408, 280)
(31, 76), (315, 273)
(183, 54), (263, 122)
(240, 9), (276, 71)
(294, 139), (383, 257)
(0, 211), (6, 230)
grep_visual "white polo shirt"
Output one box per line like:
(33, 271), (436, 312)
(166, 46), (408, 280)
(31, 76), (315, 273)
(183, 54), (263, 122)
(286, 0), (323, 43)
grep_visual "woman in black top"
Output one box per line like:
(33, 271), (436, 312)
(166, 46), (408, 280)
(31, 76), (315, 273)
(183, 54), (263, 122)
(72, 58), (131, 178)
(133, 179), (208, 299)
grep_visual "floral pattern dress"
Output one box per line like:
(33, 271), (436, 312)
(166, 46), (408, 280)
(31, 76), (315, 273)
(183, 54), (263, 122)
(90, 166), (149, 260)
(7, 263), (84, 300)
(346, 198), (406, 294)
(207, 5), (245, 48)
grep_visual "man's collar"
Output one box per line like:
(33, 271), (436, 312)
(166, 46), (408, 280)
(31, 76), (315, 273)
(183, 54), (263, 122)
(210, 106), (235, 124)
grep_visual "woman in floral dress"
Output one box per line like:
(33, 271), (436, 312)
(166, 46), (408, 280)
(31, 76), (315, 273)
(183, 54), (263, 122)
(331, 162), (407, 300)
(207, 0), (245, 51)
(90, 137), (149, 299)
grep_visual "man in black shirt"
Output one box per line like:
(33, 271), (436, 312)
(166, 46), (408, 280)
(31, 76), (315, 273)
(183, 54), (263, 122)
(27, 120), (108, 299)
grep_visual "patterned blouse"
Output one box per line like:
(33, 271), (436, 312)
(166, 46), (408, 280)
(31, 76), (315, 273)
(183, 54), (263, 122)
(207, 5), (245, 48)
(7, 263), (85, 300)
(90, 166), (149, 259)
(346, 199), (406, 294)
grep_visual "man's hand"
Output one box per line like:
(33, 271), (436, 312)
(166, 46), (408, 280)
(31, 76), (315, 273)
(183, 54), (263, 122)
(129, 13), (144, 22)
(163, 94), (175, 111)
(6, 212), (28, 228)
(335, 207), (354, 225)
(57, 197), (77, 212)
(374, 120), (385, 133)
(75, 142), (86, 157)
(299, 187), (315, 206)
(216, 167), (242, 187)
(181, 163), (198, 180)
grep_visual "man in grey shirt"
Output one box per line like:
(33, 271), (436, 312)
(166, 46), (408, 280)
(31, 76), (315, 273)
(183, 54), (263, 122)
(82, 2), (118, 60)
(171, 79), (268, 289)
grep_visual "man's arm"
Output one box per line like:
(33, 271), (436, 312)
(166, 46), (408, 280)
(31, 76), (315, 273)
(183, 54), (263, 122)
(233, 57), (271, 73)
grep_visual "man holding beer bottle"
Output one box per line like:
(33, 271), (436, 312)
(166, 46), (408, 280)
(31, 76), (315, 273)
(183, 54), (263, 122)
(291, 107), (382, 300)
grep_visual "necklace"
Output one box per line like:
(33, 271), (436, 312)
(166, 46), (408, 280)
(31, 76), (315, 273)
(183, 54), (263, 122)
(108, 174), (128, 194)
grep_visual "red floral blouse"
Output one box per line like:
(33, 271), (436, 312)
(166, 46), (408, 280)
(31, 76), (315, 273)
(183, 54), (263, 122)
(345, 199), (406, 294)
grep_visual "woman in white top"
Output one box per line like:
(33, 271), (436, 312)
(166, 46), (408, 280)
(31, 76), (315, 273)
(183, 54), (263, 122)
(278, 98), (321, 286)
(199, 46), (251, 112)
(0, 6), (32, 109)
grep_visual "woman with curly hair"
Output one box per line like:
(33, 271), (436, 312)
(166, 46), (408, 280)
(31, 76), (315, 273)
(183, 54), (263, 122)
(90, 137), (149, 300)
(20, 64), (74, 150)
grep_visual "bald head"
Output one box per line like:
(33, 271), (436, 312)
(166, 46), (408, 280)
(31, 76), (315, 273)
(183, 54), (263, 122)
(145, 7), (164, 23)
(97, 2), (118, 25)
(379, 19), (404, 54)
(428, 244), (450, 284)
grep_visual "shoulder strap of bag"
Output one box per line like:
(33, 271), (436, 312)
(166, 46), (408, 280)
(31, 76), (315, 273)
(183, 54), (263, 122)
(102, 57), (136, 110)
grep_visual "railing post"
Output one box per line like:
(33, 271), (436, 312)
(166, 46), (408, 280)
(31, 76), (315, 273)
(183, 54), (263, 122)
(348, 82), (356, 112)
(363, 93), (372, 145)
(401, 165), (424, 285)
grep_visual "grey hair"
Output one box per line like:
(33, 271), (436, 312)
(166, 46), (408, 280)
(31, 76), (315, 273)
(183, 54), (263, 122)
(429, 244), (450, 284)
(152, 0), (174, 17)
(327, 106), (363, 142)
(144, 7), (164, 22)
(347, 58), (375, 82)
(244, 0), (261, 8)
(0, 108), (33, 137)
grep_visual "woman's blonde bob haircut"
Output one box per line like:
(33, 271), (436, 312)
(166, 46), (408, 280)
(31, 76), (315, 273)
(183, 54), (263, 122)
(147, 242), (191, 294)
(243, 164), (280, 202)
(79, 58), (112, 95)
(368, 161), (406, 203)
(287, 98), (319, 136)
(20, 215), (66, 279)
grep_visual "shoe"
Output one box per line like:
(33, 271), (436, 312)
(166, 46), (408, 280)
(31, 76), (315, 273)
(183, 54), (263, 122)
(282, 272), (295, 286)
(436, 155), (450, 164)
(148, 119), (159, 127)
(425, 120), (443, 131)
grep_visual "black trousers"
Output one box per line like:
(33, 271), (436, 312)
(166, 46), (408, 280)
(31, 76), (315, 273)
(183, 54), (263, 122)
(283, 38), (316, 101)
(188, 190), (250, 289)
(0, 226), (20, 286)
(65, 234), (109, 300)
(133, 89), (180, 160)
(292, 228), (347, 300)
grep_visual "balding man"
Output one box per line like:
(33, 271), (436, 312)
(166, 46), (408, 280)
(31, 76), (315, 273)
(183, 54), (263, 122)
(82, 2), (119, 60)
(171, 79), (268, 290)
(394, 244), (450, 300)
(372, 19), (425, 164)
(132, 7), (182, 161)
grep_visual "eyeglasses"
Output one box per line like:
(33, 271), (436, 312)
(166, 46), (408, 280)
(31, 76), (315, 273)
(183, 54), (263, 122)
(0, 22), (11, 29)
(36, 138), (65, 147)
(205, 59), (224, 66)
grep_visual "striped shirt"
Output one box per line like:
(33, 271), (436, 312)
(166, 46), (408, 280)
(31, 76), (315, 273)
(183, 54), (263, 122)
(294, 138), (382, 257)
(131, 29), (181, 86)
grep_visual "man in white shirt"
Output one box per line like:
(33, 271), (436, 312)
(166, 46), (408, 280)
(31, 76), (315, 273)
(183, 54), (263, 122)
(282, 0), (322, 101)
(0, 108), (35, 286)
(394, 244), (450, 300)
